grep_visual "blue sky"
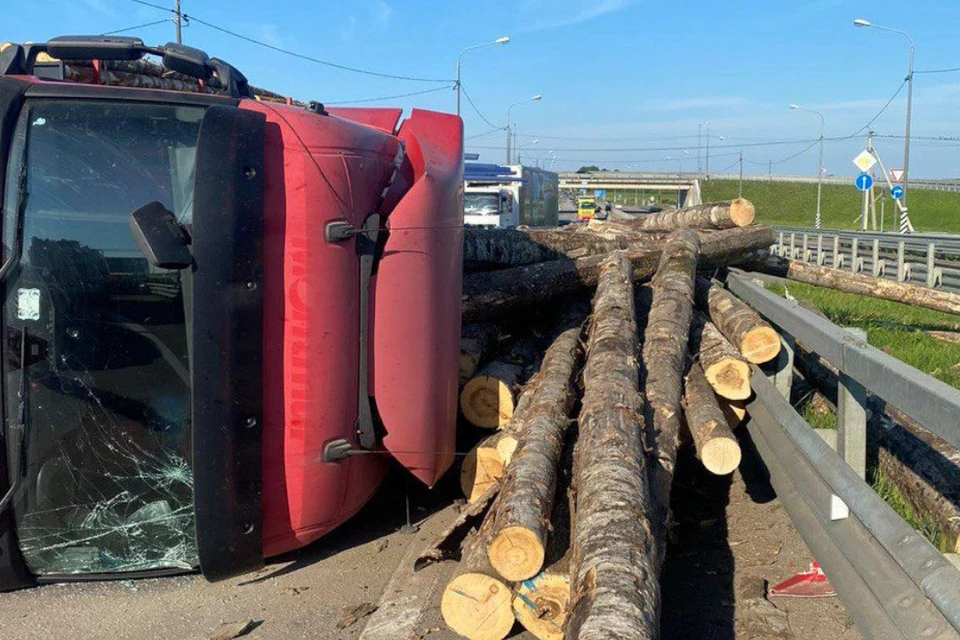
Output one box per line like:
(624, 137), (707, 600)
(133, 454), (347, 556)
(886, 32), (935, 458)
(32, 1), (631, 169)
(6, 0), (960, 177)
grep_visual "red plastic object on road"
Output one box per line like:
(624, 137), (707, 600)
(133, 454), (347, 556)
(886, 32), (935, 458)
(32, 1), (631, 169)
(769, 562), (837, 598)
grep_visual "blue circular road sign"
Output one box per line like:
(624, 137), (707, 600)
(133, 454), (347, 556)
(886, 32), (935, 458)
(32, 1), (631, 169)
(890, 184), (904, 200)
(855, 173), (873, 191)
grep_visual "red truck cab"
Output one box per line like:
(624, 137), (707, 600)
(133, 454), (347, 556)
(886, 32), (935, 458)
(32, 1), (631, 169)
(0, 36), (463, 590)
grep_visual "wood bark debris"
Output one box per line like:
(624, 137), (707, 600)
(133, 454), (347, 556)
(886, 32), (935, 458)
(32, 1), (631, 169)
(567, 252), (660, 640)
(415, 483), (500, 571)
(696, 276), (781, 364)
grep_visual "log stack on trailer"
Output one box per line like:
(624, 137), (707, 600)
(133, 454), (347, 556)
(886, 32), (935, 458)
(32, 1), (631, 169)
(422, 199), (786, 639)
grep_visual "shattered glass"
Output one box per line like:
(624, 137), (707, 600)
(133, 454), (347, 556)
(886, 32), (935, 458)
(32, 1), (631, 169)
(1, 100), (205, 575)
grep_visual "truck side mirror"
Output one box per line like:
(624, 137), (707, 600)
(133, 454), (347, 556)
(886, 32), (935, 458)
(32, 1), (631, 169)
(128, 201), (193, 269)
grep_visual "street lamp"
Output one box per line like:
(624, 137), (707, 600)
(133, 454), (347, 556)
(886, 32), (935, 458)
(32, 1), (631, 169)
(455, 36), (510, 116)
(506, 94), (542, 164)
(854, 18), (915, 229)
(705, 135), (725, 179)
(517, 139), (539, 163)
(789, 103), (825, 229)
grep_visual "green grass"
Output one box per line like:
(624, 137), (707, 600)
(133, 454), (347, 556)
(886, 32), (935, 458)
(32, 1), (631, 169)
(870, 466), (950, 552)
(701, 179), (960, 233)
(802, 402), (837, 430)
(764, 280), (960, 390)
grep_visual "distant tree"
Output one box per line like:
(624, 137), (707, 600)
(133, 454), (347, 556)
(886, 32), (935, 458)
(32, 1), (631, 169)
(576, 165), (600, 173)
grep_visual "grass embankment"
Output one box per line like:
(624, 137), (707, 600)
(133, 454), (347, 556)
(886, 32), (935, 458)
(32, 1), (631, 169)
(764, 279), (960, 551)
(603, 179), (960, 232)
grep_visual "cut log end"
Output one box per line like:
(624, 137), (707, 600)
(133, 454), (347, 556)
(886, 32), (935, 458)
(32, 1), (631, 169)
(494, 435), (519, 466)
(460, 376), (516, 428)
(441, 573), (515, 640)
(703, 358), (751, 400)
(729, 197), (756, 227)
(739, 326), (781, 364)
(718, 398), (747, 428)
(487, 525), (545, 582)
(701, 433), (742, 475)
(460, 445), (505, 503)
(512, 572), (570, 640)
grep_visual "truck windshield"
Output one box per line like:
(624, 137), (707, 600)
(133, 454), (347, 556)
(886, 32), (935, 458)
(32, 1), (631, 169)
(0, 100), (203, 576)
(464, 192), (500, 216)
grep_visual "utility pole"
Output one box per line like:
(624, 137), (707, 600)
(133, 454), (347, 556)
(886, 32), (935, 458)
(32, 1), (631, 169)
(738, 151), (743, 198)
(860, 130), (872, 231)
(768, 159), (772, 176)
(174, 0), (182, 44)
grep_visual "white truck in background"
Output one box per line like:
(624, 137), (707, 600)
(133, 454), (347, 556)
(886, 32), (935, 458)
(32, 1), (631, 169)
(463, 163), (558, 228)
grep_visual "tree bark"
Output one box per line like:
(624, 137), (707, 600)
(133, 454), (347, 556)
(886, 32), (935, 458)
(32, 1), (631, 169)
(690, 311), (751, 400)
(756, 255), (960, 317)
(462, 226), (776, 322)
(415, 482), (500, 571)
(683, 363), (742, 475)
(485, 304), (586, 581)
(460, 323), (500, 385)
(567, 252), (660, 640)
(643, 231), (700, 535)
(696, 276), (781, 364)
(440, 496), (516, 640)
(622, 198), (755, 232)
(460, 338), (538, 429)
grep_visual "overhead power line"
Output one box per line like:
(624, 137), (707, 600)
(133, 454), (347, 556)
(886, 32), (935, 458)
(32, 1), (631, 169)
(915, 66), (960, 74)
(101, 19), (172, 36)
(325, 85), (453, 105)
(466, 127), (507, 140)
(124, 0), (450, 83)
(459, 84), (501, 129)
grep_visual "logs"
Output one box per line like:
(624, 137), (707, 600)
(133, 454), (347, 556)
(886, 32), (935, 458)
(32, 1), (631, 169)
(644, 231), (701, 519)
(460, 435), (506, 502)
(758, 255), (960, 317)
(460, 323), (500, 385)
(416, 483), (500, 571)
(623, 198), (755, 232)
(440, 495), (516, 640)
(486, 304), (586, 581)
(696, 276), (781, 364)
(691, 311), (751, 400)
(567, 252), (660, 640)
(462, 225), (776, 322)
(683, 363), (742, 475)
(460, 338), (538, 428)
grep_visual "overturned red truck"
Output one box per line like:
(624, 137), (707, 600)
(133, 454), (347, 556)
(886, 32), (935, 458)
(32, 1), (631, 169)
(0, 36), (463, 590)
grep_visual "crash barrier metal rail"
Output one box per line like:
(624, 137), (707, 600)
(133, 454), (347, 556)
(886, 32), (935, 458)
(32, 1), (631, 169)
(726, 271), (960, 639)
(773, 226), (960, 294)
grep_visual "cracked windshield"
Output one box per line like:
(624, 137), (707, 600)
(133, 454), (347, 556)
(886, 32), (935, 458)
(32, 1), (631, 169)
(2, 100), (203, 574)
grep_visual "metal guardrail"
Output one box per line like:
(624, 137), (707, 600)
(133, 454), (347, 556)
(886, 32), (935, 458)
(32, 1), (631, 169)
(727, 271), (960, 639)
(773, 227), (960, 293)
(557, 171), (960, 192)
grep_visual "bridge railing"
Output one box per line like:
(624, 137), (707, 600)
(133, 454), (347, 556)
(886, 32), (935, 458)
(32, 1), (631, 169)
(725, 271), (960, 639)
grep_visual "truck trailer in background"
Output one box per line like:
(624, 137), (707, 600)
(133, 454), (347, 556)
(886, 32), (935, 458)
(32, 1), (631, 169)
(463, 163), (558, 228)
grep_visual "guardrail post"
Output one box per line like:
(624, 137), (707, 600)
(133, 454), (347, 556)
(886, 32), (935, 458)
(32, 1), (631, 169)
(778, 231), (785, 257)
(802, 233), (809, 261)
(838, 327), (868, 480)
(817, 235), (824, 265)
(789, 232), (796, 259)
(897, 240), (906, 282)
(851, 238), (859, 273)
(927, 243), (936, 288)
(765, 330), (795, 399)
(832, 236), (841, 269)
(871, 238), (881, 277)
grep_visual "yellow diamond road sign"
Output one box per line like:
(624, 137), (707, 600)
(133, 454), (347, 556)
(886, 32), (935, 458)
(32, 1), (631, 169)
(853, 150), (877, 173)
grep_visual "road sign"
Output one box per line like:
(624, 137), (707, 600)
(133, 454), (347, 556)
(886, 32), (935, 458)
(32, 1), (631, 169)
(890, 168), (904, 183)
(594, 189), (606, 198)
(890, 184), (904, 200)
(852, 150), (877, 173)
(854, 173), (873, 191)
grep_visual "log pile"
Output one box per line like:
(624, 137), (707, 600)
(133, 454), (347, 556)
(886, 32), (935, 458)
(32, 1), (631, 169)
(427, 199), (786, 639)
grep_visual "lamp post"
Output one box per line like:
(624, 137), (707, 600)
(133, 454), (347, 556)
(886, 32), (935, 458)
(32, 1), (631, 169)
(789, 103), (825, 229)
(697, 121), (708, 174)
(455, 36), (510, 116)
(506, 94), (542, 164)
(705, 135), (725, 179)
(517, 139), (539, 164)
(854, 18), (914, 230)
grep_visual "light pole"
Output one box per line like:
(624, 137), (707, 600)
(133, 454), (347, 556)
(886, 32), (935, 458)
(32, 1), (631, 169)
(666, 151), (688, 206)
(854, 18), (914, 230)
(517, 139), (539, 163)
(506, 94), (542, 164)
(789, 103), (825, 229)
(455, 36), (510, 116)
(705, 135), (725, 179)
(697, 121), (708, 174)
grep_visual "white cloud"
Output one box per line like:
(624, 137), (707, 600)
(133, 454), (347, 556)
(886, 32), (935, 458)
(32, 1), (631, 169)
(259, 24), (286, 48)
(340, 15), (358, 42)
(373, 1), (392, 28)
(520, 0), (630, 33)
